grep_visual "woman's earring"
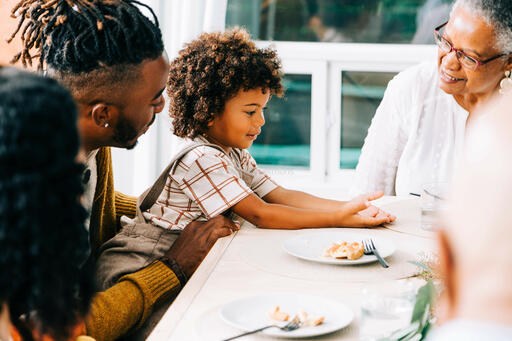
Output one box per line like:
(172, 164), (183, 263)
(104, 122), (109, 128)
(499, 70), (512, 95)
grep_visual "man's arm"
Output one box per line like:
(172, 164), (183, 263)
(85, 262), (180, 341)
(84, 216), (240, 341)
(89, 148), (239, 340)
(114, 191), (137, 220)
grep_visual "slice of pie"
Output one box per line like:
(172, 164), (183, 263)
(323, 241), (364, 260)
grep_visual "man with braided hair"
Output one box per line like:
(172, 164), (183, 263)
(7, 1), (240, 340)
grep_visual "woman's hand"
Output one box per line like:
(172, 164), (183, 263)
(336, 191), (396, 227)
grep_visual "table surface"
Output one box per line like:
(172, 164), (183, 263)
(147, 195), (437, 341)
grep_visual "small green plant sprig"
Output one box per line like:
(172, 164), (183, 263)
(410, 252), (440, 281)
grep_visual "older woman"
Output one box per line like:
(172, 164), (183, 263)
(352, 0), (512, 196)
(0, 68), (94, 341)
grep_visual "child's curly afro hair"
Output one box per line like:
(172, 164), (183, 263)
(167, 28), (284, 139)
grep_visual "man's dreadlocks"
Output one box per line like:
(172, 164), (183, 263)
(8, 0), (164, 74)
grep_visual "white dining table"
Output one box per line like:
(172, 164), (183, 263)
(147, 194), (437, 341)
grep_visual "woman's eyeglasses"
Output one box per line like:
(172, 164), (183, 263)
(434, 22), (506, 71)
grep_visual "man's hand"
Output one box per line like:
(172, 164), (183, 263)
(164, 216), (240, 278)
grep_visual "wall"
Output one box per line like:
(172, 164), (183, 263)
(0, 0), (25, 67)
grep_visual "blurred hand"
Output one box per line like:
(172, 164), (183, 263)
(164, 215), (240, 278)
(336, 191), (396, 227)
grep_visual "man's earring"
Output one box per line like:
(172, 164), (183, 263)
(499, 70), (512, 95)
(104, 122), (109, 128)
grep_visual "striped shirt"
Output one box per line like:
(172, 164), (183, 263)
(142, 137), (278, 230)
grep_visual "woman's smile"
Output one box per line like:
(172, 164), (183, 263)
(440, 68), (465, 84)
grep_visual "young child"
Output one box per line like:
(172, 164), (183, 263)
(95, 28), (394, 290)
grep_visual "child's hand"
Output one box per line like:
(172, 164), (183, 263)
(337, 191), (396, 227)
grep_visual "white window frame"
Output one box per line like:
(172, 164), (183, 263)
(256, 59), (328, 187)
(256, 41), (437, 191)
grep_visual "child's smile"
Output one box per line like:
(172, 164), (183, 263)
(206, 88), (270, 152)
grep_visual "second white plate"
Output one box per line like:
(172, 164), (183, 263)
(220, 293), (353, 338)
(282, 232), (396, 265)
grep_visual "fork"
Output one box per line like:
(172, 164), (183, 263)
(222, 315), (302, 340)
(363, 239), (389, 268)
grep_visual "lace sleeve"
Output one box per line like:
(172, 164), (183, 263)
(351, 76), (410, 196)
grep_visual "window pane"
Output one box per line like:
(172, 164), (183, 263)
(250, 74), (311, 168)
(226, 0), (450, 44)
(340, 71), (397, 168)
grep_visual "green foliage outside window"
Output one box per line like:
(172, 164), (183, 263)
(227, 0), (451, 44)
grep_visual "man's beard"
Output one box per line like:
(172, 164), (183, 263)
(112, 117), (139, 150)
(112, 114), (156, 150)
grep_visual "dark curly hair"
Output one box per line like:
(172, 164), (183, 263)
(8, 0), (163, 72)
(7, 0), (164, 98)
(167, 28), (284, 138)
(0, 67), (93, 341)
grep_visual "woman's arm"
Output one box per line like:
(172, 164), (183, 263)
(351, 75), (410, 196)
(233, 191), (392, 229)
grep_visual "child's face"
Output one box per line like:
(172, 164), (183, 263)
(207, 88), (269, 151)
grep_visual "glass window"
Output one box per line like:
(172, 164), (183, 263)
(249, 74), (311, 168)
(226, 0), (451, 44)
(340, 71), (397, 168)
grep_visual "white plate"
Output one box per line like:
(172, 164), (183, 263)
(220, 293), (353, 338)
(282, 232), (396, 265)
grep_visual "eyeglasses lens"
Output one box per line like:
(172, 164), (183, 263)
(435, 33), (478, 70)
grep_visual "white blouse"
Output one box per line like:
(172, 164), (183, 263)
(352, 61), (468, 196)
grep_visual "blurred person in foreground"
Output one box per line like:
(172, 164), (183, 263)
(0, 67), (94, 341)
(428, 92), (512, 340)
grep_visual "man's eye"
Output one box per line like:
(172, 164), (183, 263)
(152, 99), (163, 107)
(244, 111), (255, 115)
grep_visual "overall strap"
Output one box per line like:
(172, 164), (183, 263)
(136, 143), (226, 220)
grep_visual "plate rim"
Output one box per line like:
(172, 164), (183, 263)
(219, 293), (354, 338)
(282, 231), (396, 265)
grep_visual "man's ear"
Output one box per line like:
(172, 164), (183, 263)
(437, 229), (456, 320)
(90, 103), (120, 128)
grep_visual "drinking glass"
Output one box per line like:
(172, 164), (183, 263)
(359, 283), (416, 341)
(421, 182), (447, 231)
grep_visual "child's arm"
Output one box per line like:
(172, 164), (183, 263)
(232, 191), (392, 229)
(263, 186), (350, 210)
(263, 187), (395, 221)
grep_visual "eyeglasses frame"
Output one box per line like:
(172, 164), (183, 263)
(434, 22), (506, 70)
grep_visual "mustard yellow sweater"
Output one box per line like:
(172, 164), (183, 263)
(84, 148), (181, 341)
